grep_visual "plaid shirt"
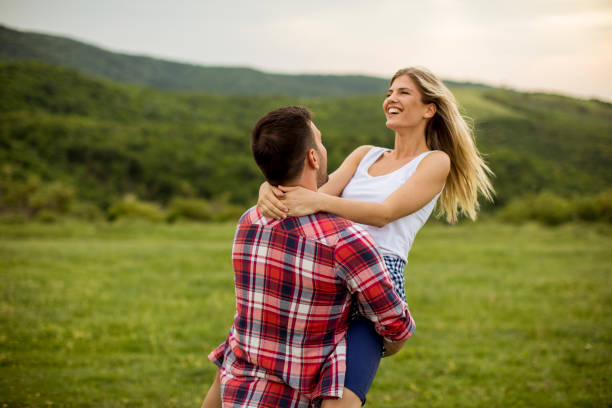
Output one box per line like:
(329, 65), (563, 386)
(209, 207), (414, 407)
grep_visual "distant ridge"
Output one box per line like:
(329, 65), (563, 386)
(0, 25), (486, 97)
(1, 60), (610, 209)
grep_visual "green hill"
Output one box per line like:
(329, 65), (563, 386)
(0, 25), (486, 97)
(1, 61), (611, 217)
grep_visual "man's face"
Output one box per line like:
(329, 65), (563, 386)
(309, 121), (329, 188)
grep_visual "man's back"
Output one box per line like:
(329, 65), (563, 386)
(210, 207), (414, 406)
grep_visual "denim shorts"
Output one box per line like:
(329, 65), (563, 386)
(344, 255), (406, 405)
(344, 317), (383, 405)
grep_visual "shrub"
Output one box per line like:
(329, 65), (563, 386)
(107, 195), (165, 222)
(576, 191), (612, 223)
(0, 171), (41, 214)
(498, 191), (612, 225)
(213, 203), (246, 222)
(71, 202), (104, 221)
(497, 199), (532, 224)
(0, 169), (75, 218)
(35, 209), (59, 223)
(166, 198), (212, 223)
(533, 192), (575, 226)
(0, 213), (27, 224)
(207, 195), (247, 223)
(28, 181), (75, 215)
(498, 192), (574, 225)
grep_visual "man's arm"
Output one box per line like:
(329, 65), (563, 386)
(334, 225), (415, 345)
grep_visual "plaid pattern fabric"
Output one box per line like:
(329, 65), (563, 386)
(349, 255), (408, 322)
(383, 255), (407, 304)
(209, 207), (414, 407)
(219, 346), (312, 408)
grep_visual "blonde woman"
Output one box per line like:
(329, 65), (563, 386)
(258, 67), (494, 407)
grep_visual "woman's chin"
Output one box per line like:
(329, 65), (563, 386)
(385, 119), (398, 130)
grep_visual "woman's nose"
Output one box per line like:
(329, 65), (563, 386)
(386, 93), (398, 102)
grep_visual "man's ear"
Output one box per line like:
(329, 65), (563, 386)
(306, 148), (319, 170)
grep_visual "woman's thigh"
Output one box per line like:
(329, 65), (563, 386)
(343, 317), (383, 406)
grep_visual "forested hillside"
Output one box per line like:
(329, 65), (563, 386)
(0, 25), (485, 97)
(2, 61), (611, 220)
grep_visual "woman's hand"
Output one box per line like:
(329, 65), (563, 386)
(279, 186), (322, 217)
(257, 182), (288, 219)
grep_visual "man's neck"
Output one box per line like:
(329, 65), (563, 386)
(284, 174), (317, 191)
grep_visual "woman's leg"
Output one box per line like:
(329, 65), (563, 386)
(321, 387), (362, 408)
(324, 257), (405, 407)
(201, 368), (222, 408)
(322, 317), (383, 407)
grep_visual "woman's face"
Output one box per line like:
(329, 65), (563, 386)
(383, 74), (434, 131)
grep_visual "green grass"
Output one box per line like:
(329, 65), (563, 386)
(1, 221), (611, 407)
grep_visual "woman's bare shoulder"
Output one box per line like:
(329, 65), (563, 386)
(349, 145), (376, 161)
(419, 150), (451, 175)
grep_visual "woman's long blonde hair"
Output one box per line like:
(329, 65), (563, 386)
(391, 67), (494, 223)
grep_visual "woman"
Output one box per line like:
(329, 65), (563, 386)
(257, 67), (494, 407)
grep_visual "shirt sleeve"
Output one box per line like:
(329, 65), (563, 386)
(334, 225), (415, 342)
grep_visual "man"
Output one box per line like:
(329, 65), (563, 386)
(202, 106), (414, 407)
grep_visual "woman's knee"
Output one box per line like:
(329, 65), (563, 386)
(321, 387), (362, 408)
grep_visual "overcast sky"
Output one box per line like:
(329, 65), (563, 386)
(2, 0), (611, 100)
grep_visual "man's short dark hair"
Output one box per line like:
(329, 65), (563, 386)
(251, 106), (315, 186)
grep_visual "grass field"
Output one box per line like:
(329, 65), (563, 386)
(1, 220), (610, 407)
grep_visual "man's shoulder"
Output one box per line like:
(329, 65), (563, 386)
(237, 206), (279, 227)
(237, 206), (259, 226)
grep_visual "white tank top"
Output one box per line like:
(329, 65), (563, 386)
(341, 146), (441, 261)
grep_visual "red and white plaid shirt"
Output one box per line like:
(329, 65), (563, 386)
(209, 207), (414, 407)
